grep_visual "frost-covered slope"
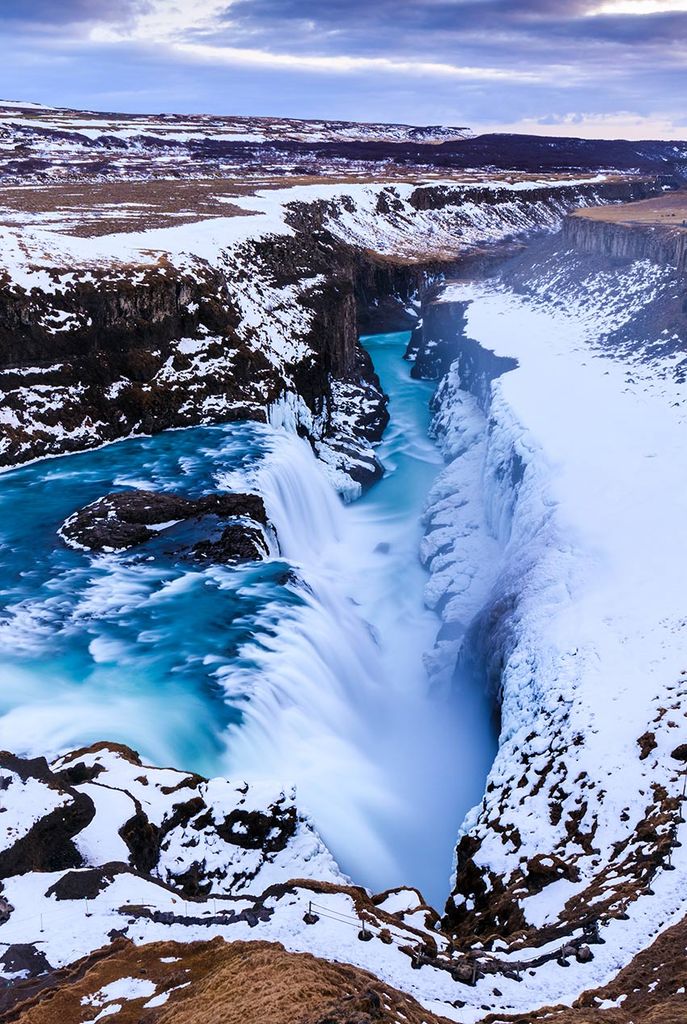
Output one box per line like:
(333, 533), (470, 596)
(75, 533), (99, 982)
(0, 100), (473, 145)
(1, 99), (685, 186)
(404, 229), (687, 1007)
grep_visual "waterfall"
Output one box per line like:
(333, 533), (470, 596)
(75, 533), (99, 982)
(257, 431), (345, 560)
(0, 334), (497, 909)
(217, 431), (405, 884)
(215, 336), (494, 905)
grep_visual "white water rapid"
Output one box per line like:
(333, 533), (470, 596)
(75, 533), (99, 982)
(219, 333), (496, 905)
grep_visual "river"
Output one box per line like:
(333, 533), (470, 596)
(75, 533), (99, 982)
(0, 331), (495, 907)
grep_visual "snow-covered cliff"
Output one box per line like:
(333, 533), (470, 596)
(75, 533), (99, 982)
(0, 175), (661, 496)
(412, 227), (687, 1003)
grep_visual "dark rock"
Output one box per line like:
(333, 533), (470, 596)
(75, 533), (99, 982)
(410, 298), (468, 380)
(192, 522), (269, 563)
(171, 862), (213, 899)
(451, 961), (475, 984)
(0, 753), (95, 878)
(638, 731), (658, 760)
(119, 809), (161, 874)
(216, 804), (297, 853)
(524, 853), (580, 894)
(54, 760), (105, 787)
(0, 944), (53, 978)
(45, 863), (129, 900)
(357, 295), (418, 335)
(59, 488), (270, 564)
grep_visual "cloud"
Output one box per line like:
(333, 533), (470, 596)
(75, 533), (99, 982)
(0, 0), (149, 28)
(478, 110), (687, 139)
(0, 0), (684, 139)
(166, 41), (547, 83)
(590, 0), (687, 13)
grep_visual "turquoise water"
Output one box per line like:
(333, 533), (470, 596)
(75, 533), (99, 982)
(0, 332), (495, 906)
(0, 422), (295, 772)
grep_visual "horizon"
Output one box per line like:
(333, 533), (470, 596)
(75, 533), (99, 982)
(1, 0), (685, 142)
(2, 95), (685, 145)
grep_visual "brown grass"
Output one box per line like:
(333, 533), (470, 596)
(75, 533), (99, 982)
(4, 938), (453, 1024)
(483, 910), (687, 1024)
(573, 190), (687, 229)
(0, 171), (619, 237)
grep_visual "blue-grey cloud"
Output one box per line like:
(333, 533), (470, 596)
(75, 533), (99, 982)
(0, 0), (150, 27)
(0, 0), (684, 138)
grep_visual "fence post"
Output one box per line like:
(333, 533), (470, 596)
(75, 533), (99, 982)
(303, 900), (319, 925)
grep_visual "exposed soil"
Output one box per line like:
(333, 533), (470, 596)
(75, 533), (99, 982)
(0, 172), (625, 237)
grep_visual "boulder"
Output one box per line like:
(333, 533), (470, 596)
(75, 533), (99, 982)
(59, 488), (270, 564)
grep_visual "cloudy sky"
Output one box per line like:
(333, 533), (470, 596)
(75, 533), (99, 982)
(1, 0), (685, 138)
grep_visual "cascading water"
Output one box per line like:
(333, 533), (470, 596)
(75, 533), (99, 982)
(0, 332), (496, 907)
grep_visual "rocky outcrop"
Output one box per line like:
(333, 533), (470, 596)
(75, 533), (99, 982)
(408, 295), (520, 385)
(59, 488), (270, 562)
(0, 742), (340, 897)
(0, 752), (95, 878)
(563, 213), (687, 271)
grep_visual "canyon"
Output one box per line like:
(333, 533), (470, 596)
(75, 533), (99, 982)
(0, 102), (686, 1024)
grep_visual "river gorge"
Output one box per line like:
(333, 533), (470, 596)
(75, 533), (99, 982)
(1, 105), (687, 1020)
(0, 330), (497, 909)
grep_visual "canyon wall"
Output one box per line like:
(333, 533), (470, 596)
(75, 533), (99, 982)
(563, 213), (687, 271)
(412, 216), (687, 957)
(0, 176), (664, 486)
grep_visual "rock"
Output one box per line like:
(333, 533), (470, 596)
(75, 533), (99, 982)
(192, 522), (269, 563)
(0, 752), (95, 878)
(216, 804), (297, 853)
(45, 863), (129, 901)
(451, 960), (475, 984)
(576, 944), (594, 963)
(59, 488), (270, 564)
(0, 944), (53, 978)
(0, 896), (13, 924)
(638, 731), (658, 760)
(524, 853), (579, 894)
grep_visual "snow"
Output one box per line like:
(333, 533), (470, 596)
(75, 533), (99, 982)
(0, 178), (610, 300)
(74, 783), (135, 864)
(0, 771), (68, 845)
(419, 269), (687, 1010)
(0, 120), (684, 1019)
(522, 878), (588, 928)
(438, 282), (687, 863)
(375, 890), (424, 915)
(83, 977), (157, 1005)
